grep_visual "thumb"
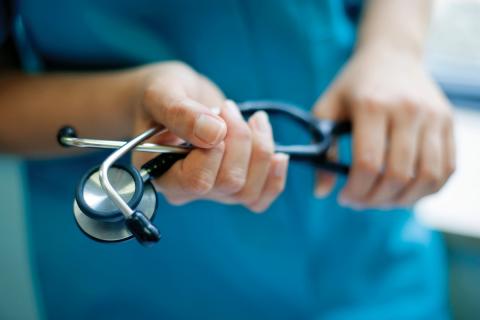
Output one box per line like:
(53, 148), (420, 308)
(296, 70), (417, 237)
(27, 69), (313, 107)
(313, 86), (345, 198)
(143, 83), (227, 148)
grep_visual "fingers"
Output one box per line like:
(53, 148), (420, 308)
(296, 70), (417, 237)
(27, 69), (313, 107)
(313, 85), (348, 120)
(314, 143), (338, 198)
(444, 115), (457, 182)
(152, 105), (287, 211)
(213, 100), (252, 195)
(339, 99), (388, 206)
(339, 96), (455, 208)
(211, 107), (287, 211)
(143, 80), (227, 148)
(248, 153), (289, 213)
(231, 111), (275, 205)
(313, 88), (345, 197)
(365, 103), (421, 207)
(395, 113), (454, 205)
(153, 141), (225, 205)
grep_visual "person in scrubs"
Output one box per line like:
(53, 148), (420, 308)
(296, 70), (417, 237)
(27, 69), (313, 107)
(0, 0), (455, 319)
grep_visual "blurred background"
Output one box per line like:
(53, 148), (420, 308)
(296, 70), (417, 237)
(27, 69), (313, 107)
(0, 0), (479, 319)
(418, 0), (480, 318)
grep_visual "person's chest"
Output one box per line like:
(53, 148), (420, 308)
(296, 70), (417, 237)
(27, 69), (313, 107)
(16, 0), (355, 103)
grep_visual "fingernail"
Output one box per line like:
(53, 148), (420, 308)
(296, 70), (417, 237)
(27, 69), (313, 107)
(252, 111), (270, 133)
(210, 106), (221, 115)
(194, 114), (226, 145)
(225, 99), (242, 118)
(314, 184), (329, 198)
(274, 154), (289, 177)
(339, 195), (350, 206)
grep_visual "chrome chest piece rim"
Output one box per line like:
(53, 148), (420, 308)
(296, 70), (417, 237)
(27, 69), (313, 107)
(73, 164), (158, 242)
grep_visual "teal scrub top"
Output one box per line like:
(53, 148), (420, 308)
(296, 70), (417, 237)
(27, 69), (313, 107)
(2, 1), (448, 319)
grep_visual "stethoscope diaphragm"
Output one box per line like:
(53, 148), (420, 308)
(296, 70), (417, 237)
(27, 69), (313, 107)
(73, 165), (158, 242)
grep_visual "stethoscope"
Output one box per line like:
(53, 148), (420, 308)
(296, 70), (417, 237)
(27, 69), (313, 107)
(57, 101), (351, 246)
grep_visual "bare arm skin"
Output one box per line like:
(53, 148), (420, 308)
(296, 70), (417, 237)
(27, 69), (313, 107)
(356, 0), (432, 58)
(0, 69), (140, 156)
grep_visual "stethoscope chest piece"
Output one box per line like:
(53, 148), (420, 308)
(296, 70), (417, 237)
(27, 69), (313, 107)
(73, 165), (158, 242)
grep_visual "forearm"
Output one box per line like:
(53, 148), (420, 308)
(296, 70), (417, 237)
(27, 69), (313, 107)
(356, 0), (433, 58)
(0, 68), (144, 156)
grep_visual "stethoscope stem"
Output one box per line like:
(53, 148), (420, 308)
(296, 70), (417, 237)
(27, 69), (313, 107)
(99, 127), (165, 219)
(140, 168), (151, 182)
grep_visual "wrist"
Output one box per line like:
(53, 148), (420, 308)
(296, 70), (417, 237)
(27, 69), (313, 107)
(113, 64), (160, 136)
(354, 38), (424, 64)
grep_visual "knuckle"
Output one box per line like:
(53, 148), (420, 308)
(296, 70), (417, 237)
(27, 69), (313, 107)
(234, 125), (252, 142)
(418, 167), (442, 190)
(444, 109), (454, 122)
(162, 61), (194, 75)
(385, 168), (412, 186)
(217, 170), (246, 194)
(212, 141), (226, 154)
(234, 192), (258, 206)
(164, 195), (189, 206)
(446, 162), (456, 178)
(275, 180), (286, 194)
(356, 156), (382, 176)
(181, 170), (214, 195)
(271, 176), (287, 194)
(399, 98), (421, 118)
(422, 106), (434, 118)
(143, 84), (160, 107)
(355, 94), (387, 113)
(422, 107), (442, 123)
(253, 141), (274, 162)
(168, 98), (191, 127)
(397, 144), (412, 160)
(249, 204), (268, 214)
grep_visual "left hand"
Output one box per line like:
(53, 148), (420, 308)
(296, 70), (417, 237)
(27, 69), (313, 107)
(313, 46), (456, 209)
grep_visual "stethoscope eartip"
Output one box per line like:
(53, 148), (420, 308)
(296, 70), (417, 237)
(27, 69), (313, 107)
(125, 210), (161, 246)
(57, 126), (77, 147)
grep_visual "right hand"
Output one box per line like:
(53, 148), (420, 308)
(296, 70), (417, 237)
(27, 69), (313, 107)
(131, 62), (289, 212)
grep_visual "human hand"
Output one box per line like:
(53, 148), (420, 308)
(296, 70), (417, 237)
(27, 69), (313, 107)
(312, 47), (455, 209)
(131, 62), (289, 212)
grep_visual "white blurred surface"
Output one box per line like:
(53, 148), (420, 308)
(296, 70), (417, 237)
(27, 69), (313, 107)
(426, 0), (480, 100)
(416, 107), (480, 237)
